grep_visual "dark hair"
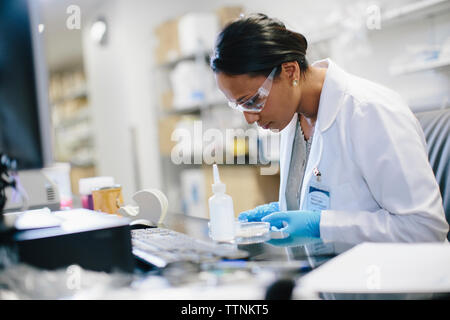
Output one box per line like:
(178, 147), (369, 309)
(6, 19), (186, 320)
(210, 13), (308, 78)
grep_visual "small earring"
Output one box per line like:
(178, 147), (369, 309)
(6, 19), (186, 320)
(293, 79), (298, 86)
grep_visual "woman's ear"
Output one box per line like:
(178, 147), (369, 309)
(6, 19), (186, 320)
(281, 61), (300, 82)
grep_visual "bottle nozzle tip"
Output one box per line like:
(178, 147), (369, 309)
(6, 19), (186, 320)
(213, 164), (221, 184)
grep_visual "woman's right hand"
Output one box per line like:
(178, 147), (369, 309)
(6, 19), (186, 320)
(238, 202), (280, 222)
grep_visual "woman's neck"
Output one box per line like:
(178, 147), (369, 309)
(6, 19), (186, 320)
(296, 66), (327, 127)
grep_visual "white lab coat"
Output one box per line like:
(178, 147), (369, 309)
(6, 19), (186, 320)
(278, 58), (449, 243)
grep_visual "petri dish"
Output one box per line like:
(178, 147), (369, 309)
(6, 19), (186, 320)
(270, 227), (290, 239)
(234, 221), (271, 244)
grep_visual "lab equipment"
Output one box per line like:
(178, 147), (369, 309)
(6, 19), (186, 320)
(234, 221), (271, 244)
(207, 220), (271, 244)
(238, 201), (280, 222)
(262, 210), (321, 238)
(92, 185), (124, 214)
(42, 163), (73, 209)
(270, 228), (289, 239)
(131, 227), (248, 268)
(118, 189), (168, 226)
(208, 164), (235, 242)
(78, 176), (115, 210)
(9, 209), (134, 273)
(3, 170), (60, 213)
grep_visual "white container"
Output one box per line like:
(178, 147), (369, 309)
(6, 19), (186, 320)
(169, 60), (219, 110)
(42, 162), (72, 209)
(180, 169), (207, 218)
(208, 164), (235, 242)
(170, 61), (205, 109)
(177, 13), (219, 56)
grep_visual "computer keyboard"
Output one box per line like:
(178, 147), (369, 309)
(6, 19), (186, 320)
(131, 227), (249, 268)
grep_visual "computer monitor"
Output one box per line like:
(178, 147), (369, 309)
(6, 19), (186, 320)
(0, 0), (53, 170)
(0, 0), (60, 214)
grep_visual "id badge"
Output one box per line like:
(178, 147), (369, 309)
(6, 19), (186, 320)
(306, 180), (331, 212)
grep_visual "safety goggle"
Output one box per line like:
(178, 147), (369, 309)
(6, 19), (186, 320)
(228, 67), (277, 113)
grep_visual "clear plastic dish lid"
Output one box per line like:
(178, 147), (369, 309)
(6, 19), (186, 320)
(235, 221), (270, 238)
(208, 221), (289, 244)
(236, 221), (290, 240)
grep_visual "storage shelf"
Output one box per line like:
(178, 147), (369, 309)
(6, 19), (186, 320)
(157, 52), (212, 69)
(54, 107), (91, 129)
(381, 0), (450, 27)
(389, 56), (450, 75)
(162, 99), (228, 115)
(51, 85), (88, 105)
(70, 160), (96, 168)
(308, 0), (450, 45)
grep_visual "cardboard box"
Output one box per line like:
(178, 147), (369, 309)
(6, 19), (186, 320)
(154, 8), (243, 64)
(216, 6), (245, 28)
(70, 165), (97, 195)
(160, 90), (174, 111)
(158, 115), (182, 156)
(154, 18), (181, 65)
(202, 165), (279, 218)
(177, 13), (219, 56)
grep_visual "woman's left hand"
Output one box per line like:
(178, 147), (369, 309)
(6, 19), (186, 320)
(262, 210), (321, 238)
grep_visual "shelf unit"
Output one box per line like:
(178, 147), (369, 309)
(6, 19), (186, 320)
(308, 0), (450, 45)
(49, 70), (97, 195)
(381, 0), (450, 27)
(162, 99), (229, 115)
(154, 9), (280, 218)
(51, 84), (88, 105)
(389, 56), (450, 75)
(306, 0), (450, 114)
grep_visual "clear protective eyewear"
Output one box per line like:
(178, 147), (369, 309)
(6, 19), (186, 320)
(228, 67), (277, 113)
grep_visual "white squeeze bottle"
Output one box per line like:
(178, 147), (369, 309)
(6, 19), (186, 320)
(209, 164), (235, 242)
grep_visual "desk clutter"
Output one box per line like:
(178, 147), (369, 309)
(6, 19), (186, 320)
(0, 169), (272, 276)
(79, 176), (169, 226)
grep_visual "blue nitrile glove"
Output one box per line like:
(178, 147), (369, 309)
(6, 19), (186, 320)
(262, 210), (321, 238)
(238, 202), (280, 222)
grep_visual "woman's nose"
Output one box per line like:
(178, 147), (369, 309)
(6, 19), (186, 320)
(243, 112), (260, 124)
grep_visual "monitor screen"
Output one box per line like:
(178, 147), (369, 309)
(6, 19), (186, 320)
(0, 0), (45, 170)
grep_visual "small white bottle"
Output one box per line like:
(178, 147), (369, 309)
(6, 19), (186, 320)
(208, 164), (235, 242)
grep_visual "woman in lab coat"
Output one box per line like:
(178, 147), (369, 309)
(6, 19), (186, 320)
(210, 14), (448, 243)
